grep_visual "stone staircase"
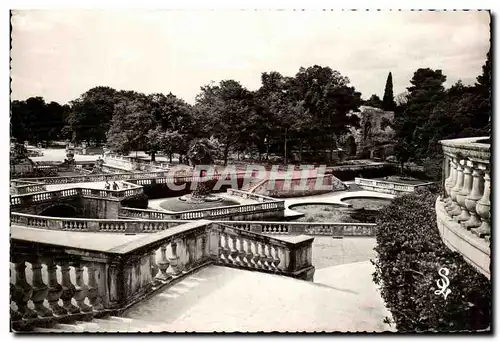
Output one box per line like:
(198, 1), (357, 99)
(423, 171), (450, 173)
(26, 263), (394, 333)
(240, 178), (268, 193)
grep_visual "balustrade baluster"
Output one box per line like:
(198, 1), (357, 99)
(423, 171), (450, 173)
(462, 163), (484, 230)
(447, 160), (464, 217)
(167, 241), (181, 276)
(220, 234), (230, 264)
(259, 243), (268, 269)
(472, 169), (491, 239)
(444, 157), (458, 208)
(155, 244), (171, 281)
(245, 239), (254, 267)
(237, 237), (246, 265)
(86, 263), (104, 311)
(266, 245), (276, 271)
(442, 156), (453, 202)
(272, 246), (281, 271)
(230, 236), (241, 265)
(456, 161), (473, 222)
(30, 257), (52, 317)
(46, 258), (66, 315)
(72, 262), (92, 312)
(12, 260), (37, 319)
(60, 261), (80, 314)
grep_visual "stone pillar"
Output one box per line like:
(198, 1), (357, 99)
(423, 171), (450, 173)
(472, 168), (490, 239)
(463, 162), (484, 230)
(447, 159), (464, 217)
(456, 160), (472, 222)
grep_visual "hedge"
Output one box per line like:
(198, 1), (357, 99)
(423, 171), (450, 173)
(372, 188), (491, 332)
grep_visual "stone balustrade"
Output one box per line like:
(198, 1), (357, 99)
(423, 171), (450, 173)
(354, 177), (434, 195)
(10, 220), (314, 330)
(178, 200), (285, 220)
(214, 223), (315, 280)
(104, 154), (170, 172)
(214, 220), (377, 236)
(10, 212), (185, 233)
(119, 207), (180, 220)
(15, 171), (170, 185)
(11, 180), (47, 195)
(10, 185), (144, 207)
(226, 188), (278, 202)
(14, 171), (248, 187)
(437, 136), (490, 279)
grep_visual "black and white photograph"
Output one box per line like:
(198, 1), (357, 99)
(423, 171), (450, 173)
(8, 7), (492, 333)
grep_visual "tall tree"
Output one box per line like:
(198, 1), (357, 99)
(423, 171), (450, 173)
(194, 80), (253, 165)
(10, 97), (66, 144)
(382, 72), (395, 111)
(106, 94), (156, 156)
(393, 68), (446, 173)
(67, 86), (120, 144)
(289, 65), (361, 161)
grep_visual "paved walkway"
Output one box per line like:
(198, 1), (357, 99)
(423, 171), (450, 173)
(30, 149), (100, 163)
(123, 263), (394, 332)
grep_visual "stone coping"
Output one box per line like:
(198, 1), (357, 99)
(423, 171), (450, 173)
(10, 225), (148, 253)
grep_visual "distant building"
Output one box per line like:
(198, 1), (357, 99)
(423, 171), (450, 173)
(339, 106), (395, 160)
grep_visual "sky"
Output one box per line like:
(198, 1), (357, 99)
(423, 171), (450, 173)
(10, 10), (491, 105)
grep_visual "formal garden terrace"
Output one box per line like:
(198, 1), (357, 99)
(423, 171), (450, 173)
(437, 137), (491, 279)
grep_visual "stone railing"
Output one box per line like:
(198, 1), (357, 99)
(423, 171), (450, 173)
(437, 137), (490, 279)
(14, 171), (248, 187)
(15, 171), (171, 185)
(177, 200), (285, 220)
(10, 185), (144, 207)
(226, 188), (278, 202)
(10, 212), (185, 233)
(119, 207), (180, 220)
(214, 223), (315, 280)
(10, 180), (47, 195)
(119, 189), (285, 221)
(104, 154), (170, 171)
(214, 220), (377, 236)
(354, 177), (434, 195)
(10, 220), (314, 330)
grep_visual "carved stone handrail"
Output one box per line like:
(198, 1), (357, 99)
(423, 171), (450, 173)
(11, 212), (186, 233)
(354, 177), (434, 195)
(213, 220), (377, 236)
(10, 220), (314, 330)
(118, 189), (285, 221)
(11, 180), (48, 195)
(14, 171), (249, 187)
(438, 137), (490, 276)
(10, 185), (144, 207)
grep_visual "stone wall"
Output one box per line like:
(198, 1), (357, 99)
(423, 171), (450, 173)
(81, 197), (121, 219)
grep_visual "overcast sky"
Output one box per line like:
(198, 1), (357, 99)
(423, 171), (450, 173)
(10, 10), (490, 105)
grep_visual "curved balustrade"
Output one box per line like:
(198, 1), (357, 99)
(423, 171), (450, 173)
(11, 220), (314, 330)
(437, 137), (490, 278)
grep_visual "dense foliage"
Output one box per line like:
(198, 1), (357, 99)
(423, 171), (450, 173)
(372, 188), (491, 332)
(11, 97), (69, 144)
(11, 53), (490, 169)
(391, 52), (491, 179)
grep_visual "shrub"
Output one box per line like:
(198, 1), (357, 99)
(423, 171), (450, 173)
(372, 188), (491, 332)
